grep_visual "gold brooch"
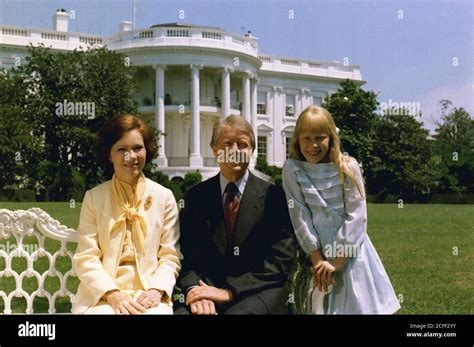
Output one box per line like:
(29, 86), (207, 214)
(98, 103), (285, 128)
(144, 194), (153, 211)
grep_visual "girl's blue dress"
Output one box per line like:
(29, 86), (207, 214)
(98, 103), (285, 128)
(283, 158), (400, 314)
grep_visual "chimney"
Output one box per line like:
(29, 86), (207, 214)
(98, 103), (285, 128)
(119, 21), (133, 32)
(52, 8), (69, 32)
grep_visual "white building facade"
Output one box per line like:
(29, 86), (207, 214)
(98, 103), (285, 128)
(0, 10), (364, 179)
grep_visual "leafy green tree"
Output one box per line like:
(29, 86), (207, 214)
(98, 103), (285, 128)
(7, 44), (138, 200)
(322, 79), (379, 167)
(368, 108), (441, 200)
(0, 69), (43, 192)
(433, 100), (474, 194)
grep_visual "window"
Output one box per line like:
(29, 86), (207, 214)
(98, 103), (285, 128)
(257, 136), (267, 161)
(285, 94), (295, 117)
(257, 92), (266, 115)
(285, 135), (292, 159)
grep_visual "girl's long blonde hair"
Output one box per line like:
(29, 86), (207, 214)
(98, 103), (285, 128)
(290, 106), (364, 197)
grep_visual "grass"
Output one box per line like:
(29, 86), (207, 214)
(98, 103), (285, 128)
(368, 204), (474, 314)
(1, 202), (473, 314)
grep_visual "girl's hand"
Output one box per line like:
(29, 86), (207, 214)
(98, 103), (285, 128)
(104, 290), (147, 315)
(310, 250), (324, 266)
(313, 261), (336, 293)
(310, 250), (336, 292)
(328, 257), (348, 272)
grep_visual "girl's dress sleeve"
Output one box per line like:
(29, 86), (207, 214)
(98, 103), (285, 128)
(335, 158), (367, 247)
(282, 160), (321, 255)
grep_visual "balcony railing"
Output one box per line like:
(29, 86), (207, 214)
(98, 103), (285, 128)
(0, 24), (104, 51)
(258, 54), (362, 80)
(106, 26), (258, 57)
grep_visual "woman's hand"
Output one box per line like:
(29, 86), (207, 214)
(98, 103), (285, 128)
(136, 289), (163, 309)
(104, 290), (147, 315)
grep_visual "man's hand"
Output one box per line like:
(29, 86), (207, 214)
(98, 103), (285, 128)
(186, 280), (233, 305)
(136, 289), (163, 309)
(104, 290), (147, 315)
(190, 299), (216, 315)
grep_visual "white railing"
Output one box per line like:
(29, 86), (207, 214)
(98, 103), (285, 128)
(202, 31), (222, 40)
(2, 28), (28, 37)
(259, 54), (362, 80)
(166, 29), (189, 37)
(137, 30), (154, 39)
(281, 58), (300, 67)
(259, 55), (273, 63)
(79, 36), (103, 45)
(0, 25), (104, 51)
(41, 32), (67, 41)
(106, 27), (258, 57)
(0, 208), (78, 314)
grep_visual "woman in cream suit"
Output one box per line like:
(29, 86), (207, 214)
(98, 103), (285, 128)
(73, 115), (182, 314)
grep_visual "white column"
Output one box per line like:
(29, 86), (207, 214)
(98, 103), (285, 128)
(153, 65), (167, 167)
(250, 76), (258, 168)
(242, 72), (251, 122)
(272, 86), (284, 167)
(190, 64), (203, 167)
(221, 67), (231, 118)
(295, 91), (302, 118)
(266, 91), (274, 165)
(301, 88), (312, 110)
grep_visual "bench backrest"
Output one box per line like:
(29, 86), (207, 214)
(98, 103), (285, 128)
(0, 208), (78, 314)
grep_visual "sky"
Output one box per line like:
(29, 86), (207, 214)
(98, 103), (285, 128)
(0, 0), (472, 133)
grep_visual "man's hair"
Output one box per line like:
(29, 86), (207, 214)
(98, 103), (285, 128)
(210, 115), (255, 151)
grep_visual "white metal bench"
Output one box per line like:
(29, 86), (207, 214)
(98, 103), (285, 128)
(0, 208), (78, 314)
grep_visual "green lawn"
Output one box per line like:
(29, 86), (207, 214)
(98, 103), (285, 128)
(1, 202), (473, 314)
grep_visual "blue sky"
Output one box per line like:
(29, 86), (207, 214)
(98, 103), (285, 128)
(1, 0), (472, 133)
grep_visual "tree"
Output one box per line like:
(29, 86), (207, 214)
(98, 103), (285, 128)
(432, 100), (474, 194)
(6, 44), (138, 200)
(322, 79), (379, 167)
(0, 69), (43, 192)
(368, 108), (441, 200)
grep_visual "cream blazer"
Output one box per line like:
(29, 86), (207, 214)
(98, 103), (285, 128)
(72, 177), (182, 314)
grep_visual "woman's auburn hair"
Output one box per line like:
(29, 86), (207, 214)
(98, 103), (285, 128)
(290, 105), (364, 198)
(96, 114), (158, 167)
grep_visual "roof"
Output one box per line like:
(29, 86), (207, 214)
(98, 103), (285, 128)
(150, 22), (223, 31)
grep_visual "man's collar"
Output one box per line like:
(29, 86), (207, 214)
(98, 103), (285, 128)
(219, 170), (249, 196)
